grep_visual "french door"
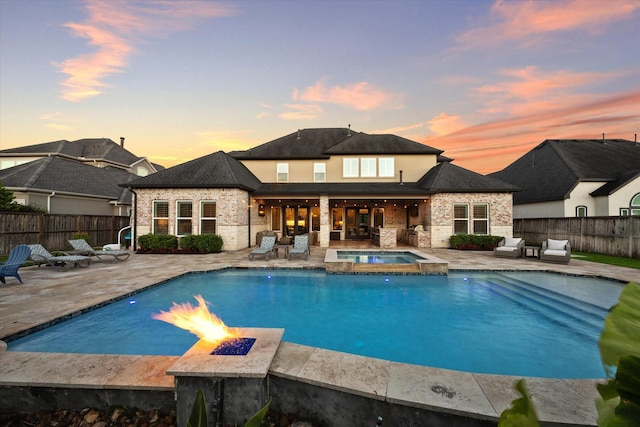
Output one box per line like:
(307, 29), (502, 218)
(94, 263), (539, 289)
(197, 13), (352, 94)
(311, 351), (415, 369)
(345, 207), (370, 239)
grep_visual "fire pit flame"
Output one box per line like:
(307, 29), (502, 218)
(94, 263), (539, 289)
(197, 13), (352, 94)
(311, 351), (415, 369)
(152, 295), (241, 347)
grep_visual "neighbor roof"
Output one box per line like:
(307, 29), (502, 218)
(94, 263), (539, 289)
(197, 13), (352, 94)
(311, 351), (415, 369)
(230, 127), (443, 160)
(489, 139), (640, 204)
(0, 156), (136, 202)
(125, 151), (262, 191)
(418, 161), (520, 193)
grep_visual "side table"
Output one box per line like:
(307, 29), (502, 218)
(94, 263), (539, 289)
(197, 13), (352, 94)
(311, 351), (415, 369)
(523, 246), (540, 259)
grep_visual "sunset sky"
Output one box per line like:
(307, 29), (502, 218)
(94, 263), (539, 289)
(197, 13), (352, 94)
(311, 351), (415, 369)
(1, 0), (638, 174)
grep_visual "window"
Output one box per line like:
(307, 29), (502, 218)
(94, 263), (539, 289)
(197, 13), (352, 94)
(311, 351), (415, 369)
(361, 158), (376, 177)
(472, 204), (488, 235)
(153, 201), (169, 234)
(379, 158), (394, 177)
(176, 201), (192, 235)
(314, 163), (326, 182)
(332, 208), (344, 230)
(453, 203), (469, 234)
(311, 206), (320, 231)
(620, 208), (630, 216)
(201, 201), (216, 234)
(373, 208), (384, 227)
(576, 206), (587, 217)
(631, 193), (640, 216)
(277, 163), (289, 182)
(343, 158), (358, 177)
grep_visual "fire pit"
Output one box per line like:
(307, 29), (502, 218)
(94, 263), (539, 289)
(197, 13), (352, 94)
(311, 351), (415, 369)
(210, 337), (256, 356)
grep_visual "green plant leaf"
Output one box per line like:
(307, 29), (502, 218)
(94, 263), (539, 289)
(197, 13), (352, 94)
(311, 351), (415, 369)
(599, 283), (640, 377)
(497, 379), (539, 427)
(243, 397), (271, 427)
(186, 389), (207, 427)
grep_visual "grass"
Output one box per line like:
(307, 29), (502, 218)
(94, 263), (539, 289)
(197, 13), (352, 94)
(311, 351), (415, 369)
(572, 251), (640, 269)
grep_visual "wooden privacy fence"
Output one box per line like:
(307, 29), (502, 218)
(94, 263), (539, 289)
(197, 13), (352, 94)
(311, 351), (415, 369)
(0, 213), (130, 254)
(514, 216), (640, 259)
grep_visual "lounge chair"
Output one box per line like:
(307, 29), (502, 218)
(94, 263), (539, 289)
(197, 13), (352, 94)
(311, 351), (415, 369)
(28, 244), (91, 268)
(68, 239), (130, 262)
(287, 234), (310, 260)
(541, 239), (571, 264)
(0, 245), (31, 284)
(493, 237), (524, 258)
(249, 235), (276, 261)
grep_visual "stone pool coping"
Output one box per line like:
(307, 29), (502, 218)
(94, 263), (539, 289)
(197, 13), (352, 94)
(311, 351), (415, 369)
(324, 248), (449, 274)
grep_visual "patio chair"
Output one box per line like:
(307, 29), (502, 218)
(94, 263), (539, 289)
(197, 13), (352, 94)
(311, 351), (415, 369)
(493, 237), (524, 258)
(287, 234), (310, 260)
(28, 244), (91, 269)
(540, 239), (571, 264)
(68, 239), (130, 262)
(0, 245), (31, 284)
(248, 235), (276, 261)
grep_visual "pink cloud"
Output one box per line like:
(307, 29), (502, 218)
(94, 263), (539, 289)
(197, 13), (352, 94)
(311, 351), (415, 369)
(57, 0), (236, 102)
(278, 104), (324, 120)
(294, 81), (403, 111)
(456, 0), (640, 49)
(423, 89), (640, 174)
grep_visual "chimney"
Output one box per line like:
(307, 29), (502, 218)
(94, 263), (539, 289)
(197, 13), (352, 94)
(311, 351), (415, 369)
(347, 124), (351, 137)
(399, 170), (404, 185)
(297, 129), (301, 140)
(120, 137), (125, 148)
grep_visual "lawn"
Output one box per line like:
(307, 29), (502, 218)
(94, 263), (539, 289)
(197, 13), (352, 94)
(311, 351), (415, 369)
(572, 251), (640, 269)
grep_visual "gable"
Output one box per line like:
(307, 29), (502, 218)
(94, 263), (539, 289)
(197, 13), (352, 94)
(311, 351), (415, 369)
(419, 162), (519, 193)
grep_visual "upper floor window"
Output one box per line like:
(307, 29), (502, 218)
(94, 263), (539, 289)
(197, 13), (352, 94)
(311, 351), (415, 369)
(277, 163), (289, 182)
(201, 201), (216, 234)
(343, 158), (359, 177)
(153, 201), (169, 235)
(360, 158), (377, 177)
(379, 158), (394, 177)
(314, 163), (326, 182)
(576, 206), (587, 217)
(176, 201), (192, 235)
(453, 203), (469, 234)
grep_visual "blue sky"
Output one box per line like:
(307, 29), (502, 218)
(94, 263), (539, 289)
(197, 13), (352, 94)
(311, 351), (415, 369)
(1, 0), (638, 173)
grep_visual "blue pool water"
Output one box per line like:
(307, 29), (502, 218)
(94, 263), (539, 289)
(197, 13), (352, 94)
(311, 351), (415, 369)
(337, 250), (423, 263)
(7, 270), (624, 378)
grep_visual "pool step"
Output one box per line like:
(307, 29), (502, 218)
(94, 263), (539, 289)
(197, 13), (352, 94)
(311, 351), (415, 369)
(352, 263), (420, 273)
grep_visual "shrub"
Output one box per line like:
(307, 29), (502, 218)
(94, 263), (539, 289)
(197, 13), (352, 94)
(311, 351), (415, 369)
(449, 234), (503, 251)
(137, 233), (179, 251)
(180, 234), (223, 253)
(72, 232), (91, 244)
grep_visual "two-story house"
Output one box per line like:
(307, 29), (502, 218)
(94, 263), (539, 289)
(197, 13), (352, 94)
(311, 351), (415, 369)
(489, 138), (640, 219)
(0, 138), (162, 215)
(124, 127), (518, 250)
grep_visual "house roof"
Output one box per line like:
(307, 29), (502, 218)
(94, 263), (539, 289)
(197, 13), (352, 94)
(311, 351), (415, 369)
(1, 138), (142, 166)
(125, 151), (262, 191)
(230, 127), (443, 160)
(418, 161), (520, 193)
(0, 156), (136, 202)
(489, 139), (640, 204)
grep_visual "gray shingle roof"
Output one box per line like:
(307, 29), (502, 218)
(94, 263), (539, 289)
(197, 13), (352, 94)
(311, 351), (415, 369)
(489, 139), (640, 204)
(418, 161), (520, 193)
(0, 157), (136, 202)
(230, 127), (442, 159)
(0, 138), (146, 166)
(125, 151), (261, 190)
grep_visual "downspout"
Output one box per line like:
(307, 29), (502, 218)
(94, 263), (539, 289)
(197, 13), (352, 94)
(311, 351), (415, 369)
(129, 188), (137, 250)
(247, 193), (252, 248)
(47, 191), (56, 212)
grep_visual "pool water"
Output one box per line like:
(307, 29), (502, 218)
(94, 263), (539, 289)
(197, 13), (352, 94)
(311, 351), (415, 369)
(337, 251), (423, 264)
(7, 270), (623, 378)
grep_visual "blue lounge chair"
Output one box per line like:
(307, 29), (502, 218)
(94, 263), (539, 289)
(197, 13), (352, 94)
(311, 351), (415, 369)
(68, 239), (130, 262)
(28, 244), (91, 268)
(249, 235), (276, 261)
(0, 245), (31, 284)
(287, 234), (310, 260)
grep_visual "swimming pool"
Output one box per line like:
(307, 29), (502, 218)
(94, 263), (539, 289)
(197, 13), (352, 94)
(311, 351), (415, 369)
(7, 269), (623, 378)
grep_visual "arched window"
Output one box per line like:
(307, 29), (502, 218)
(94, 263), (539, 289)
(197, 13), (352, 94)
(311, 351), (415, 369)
(631, 193), (640, 216)
(576, 205), (587, 217)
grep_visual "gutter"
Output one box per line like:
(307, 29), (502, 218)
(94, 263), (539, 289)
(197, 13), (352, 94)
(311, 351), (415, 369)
(47, 191), (55, 212)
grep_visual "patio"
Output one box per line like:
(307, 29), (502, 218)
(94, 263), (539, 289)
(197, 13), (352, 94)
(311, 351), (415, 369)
(1, 243), (637, 426)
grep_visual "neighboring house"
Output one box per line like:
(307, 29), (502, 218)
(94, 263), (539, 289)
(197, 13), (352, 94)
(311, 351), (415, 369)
(125, 127), (518, 250)
(0, 138), (162, 215)
(489, 139), (640, 219)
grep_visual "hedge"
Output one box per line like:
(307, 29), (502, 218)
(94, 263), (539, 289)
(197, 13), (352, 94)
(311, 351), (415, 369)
(449, 234), (503, 251)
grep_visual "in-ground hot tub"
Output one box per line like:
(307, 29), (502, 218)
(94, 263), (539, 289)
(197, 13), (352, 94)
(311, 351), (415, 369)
(324, 249), (448, 274)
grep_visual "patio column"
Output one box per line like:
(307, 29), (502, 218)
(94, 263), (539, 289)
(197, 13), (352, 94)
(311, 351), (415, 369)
(319, 195), (330, 248)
